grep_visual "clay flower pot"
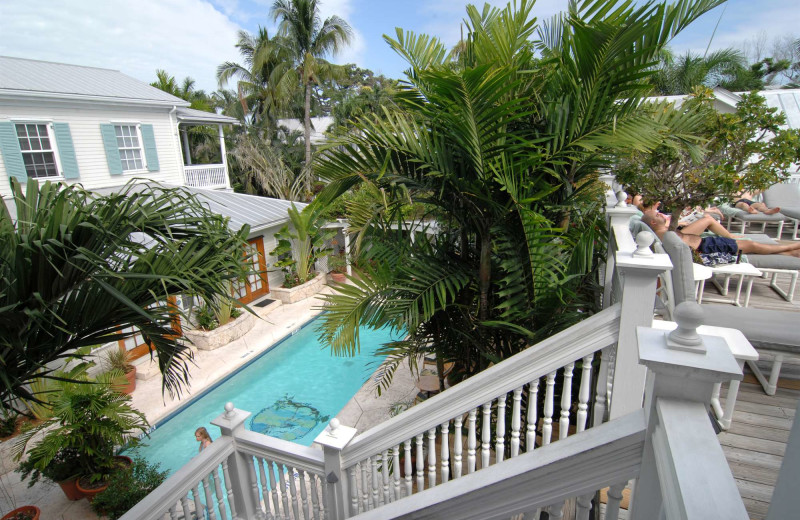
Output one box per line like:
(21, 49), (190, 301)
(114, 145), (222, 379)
(76, 456), (134, 502)
(58, 476), (86, 501)
(120, 366), (137, 394)
(330, 272), (347, 283)
(1, 506), (41, 520)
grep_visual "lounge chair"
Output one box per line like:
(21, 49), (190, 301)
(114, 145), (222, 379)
(762, 182), (800, 240)
(659, 230), (800, 395)
(719, 203), (786, 237)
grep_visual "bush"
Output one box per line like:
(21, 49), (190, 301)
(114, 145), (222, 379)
(91, 457), (168, 520)
(195, 303), (218, 331)
(17, 447), (81, 486)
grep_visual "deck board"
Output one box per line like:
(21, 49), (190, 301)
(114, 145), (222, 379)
(700, 277), (800, 520)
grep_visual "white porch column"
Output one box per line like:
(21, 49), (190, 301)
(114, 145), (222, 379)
(603, 205), (640, 308)
(210, 402), (259, 519)
(608, 233), (671, 420)
(181, 128), (192, 165)
(343, 225), (352, 276)
(630, 303), (746, 519)
(315, 418), (357, 520)
(218, 124), (231, 189)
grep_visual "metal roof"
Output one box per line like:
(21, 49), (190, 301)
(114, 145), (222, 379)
(176, 107), (240, 125)
(0, 56), (189, 107)
(92, 183), (306, 234)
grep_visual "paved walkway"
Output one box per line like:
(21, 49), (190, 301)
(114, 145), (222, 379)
(0, 285), (418, 518)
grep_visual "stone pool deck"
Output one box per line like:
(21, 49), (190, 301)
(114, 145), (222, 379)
(0, 285), (418, 519)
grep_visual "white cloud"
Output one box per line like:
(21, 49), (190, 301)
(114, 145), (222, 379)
(316, 0), (364, 66)
(0, 0), (243, 93)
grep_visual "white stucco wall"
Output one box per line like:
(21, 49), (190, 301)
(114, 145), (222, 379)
(0, 99), (184, 202)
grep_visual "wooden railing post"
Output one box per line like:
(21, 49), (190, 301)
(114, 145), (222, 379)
(315, 418), (357, 520)
(210, 402), (259, 519)
(608, 232), (671, 420)
(630, 302), (746, 519)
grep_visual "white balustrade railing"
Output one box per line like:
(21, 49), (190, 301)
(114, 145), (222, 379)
(183, 164), (228, 189)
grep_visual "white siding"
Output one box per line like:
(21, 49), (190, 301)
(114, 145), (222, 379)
(0, 100), (184, 201)
(255, 224), (286, 291)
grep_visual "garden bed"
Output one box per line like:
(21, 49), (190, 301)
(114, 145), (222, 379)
(182, 310), (257, 351)
(270, 272), (327, 304)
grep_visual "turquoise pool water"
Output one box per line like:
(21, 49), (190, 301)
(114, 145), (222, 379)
(128, 316), (399, 475)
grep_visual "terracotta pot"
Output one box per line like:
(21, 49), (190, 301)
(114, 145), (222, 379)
(76, 476), (109, 503)
(1, 505), (41, 520)
(58, 476), (86, 500)
(120, 366), (137, 394)
(330, 272), (347, 283)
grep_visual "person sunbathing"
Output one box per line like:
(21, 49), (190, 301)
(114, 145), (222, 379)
(734, 191), (781, 215)
(641, 211), (800, 258)
(638, 201), (738, 239)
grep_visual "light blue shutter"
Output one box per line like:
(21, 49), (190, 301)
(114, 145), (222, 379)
(140, 124), (160, 172)
(100, 124), (123, 175)
(0, 122), (27, 181)
(52, 123), (80, 179)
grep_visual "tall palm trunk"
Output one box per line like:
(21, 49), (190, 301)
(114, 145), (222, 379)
(304, 80), (312, 167)
(478, 232), (491, 321)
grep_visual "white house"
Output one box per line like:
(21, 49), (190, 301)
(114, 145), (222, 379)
(0, 56), (304, 360)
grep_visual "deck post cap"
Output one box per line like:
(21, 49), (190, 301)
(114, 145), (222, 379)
(666, 302), (705, 353)
(225, 402), (235, 417)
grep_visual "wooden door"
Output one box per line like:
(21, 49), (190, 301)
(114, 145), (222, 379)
(235, 237), (269, 304)
(117, 296), (182, 360)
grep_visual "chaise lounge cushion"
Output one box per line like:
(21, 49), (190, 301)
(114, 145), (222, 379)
(763, 182), (800, 221)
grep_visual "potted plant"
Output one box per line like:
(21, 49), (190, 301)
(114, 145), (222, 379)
(17, 447), (85, 500)
(328, 254), (348, 283)
(1, 506), (40, 520)
(91, 457), (168, 519)
(13, 367), (148, 502)
(103, 348), (137, 394)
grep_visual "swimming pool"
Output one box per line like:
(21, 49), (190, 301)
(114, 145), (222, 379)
(128, 315), (400, 474)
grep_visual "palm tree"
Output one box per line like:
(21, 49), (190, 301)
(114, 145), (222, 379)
(313, 0), (725, 391)
(0, 179), (252, 413)
(271, 0), (352, 167)
(650, 48), (753, 95)
(217, 28), (297, 130)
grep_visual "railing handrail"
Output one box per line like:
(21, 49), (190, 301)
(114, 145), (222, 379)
(347, 410), (646, 520)
(184, 163), (226, 170)
(119, 437), (235, 520)
(341, 303), (622, 467)
(235, 429), (326, 474)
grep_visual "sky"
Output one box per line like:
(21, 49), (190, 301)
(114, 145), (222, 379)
(0, 0), (798, 93)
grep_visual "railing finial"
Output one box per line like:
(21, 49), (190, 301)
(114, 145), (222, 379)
(632, 231), (655, 258)
(666, 302), (706, 353)
(615, 190), (628, 208)
(225, 402), (235, 418)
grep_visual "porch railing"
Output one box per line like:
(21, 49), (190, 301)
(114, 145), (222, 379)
(120, 189), (750, 520)
(183, 164), (229, 189)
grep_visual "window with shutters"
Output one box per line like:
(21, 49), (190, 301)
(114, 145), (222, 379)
(15, 123), (61, 179)
(114, 124), (146, 171)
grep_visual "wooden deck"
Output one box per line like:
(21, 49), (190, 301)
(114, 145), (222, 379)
(703, 274), (800, 520)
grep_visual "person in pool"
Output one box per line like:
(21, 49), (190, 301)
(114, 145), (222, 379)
(641, 211), (800, 258)
(195, 427), (213, 452)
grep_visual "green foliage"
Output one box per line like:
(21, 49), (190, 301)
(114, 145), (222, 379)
(91, 457), (168, 520)
(313, 0), (722, 391)
(17, 447), (82, 486)
(102, 348), (134, 375)
(194, 299), (243, 330)
(270, 201), (335, 285)
(616, 87), (800, 225)
(0, 179), (252, 412)
(13, 364), (149, 484)
(0, 407), (16, 437)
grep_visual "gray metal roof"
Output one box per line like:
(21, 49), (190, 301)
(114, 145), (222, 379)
(177, 107), (240, 125)
(0, 56), (189, 107)
(92, 183), (306, 234)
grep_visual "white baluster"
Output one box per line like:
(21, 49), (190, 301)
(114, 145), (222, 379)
(392, 445), (401, 501)
(403, 440), (413, 496)
(427, 427), (437, 487)
(543, 371), (556, 445)
(253, 458), (269, 520)
(453, 414), (463, 478)
(548, 501), (565, 519)
(577, 353), (594, 433)
(213, 466), (229, 520)
(605, 481), (627, 520)
(560, 362), (575, 440)
(467, 409), (477, 474)
(440, 421), (450, 483)
(180, 494), (192, 520)
(221, 459), (239, 520)
(310, 473), (322, 519)
(265, 459), (281, 519)
(348, 466), (359, 515)
(277, 464), (290, 518)
(370, 456), (379, 508)
(381, 449), (391, 504)
(576, 493), (592, 520)
(526, 379), (539, 452)
(416, 433), (425, 491)
(299, 470), (310, 519)
(168, 504), (178, 520)
(496, 394), (506, 463)
(202, 474), (218, 520)
(511, 387), (522, 457)
(481, 402), (492, 469)
(593, 347), (611, 427)
(192, 484), (204, 520)
(360, 460), (370, 511)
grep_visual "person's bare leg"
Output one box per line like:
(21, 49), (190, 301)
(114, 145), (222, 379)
(736, 240), (800, 255)
(750, 202), (781, 215)
(680, 215), (735, 238)
(735, 201), (759, 214)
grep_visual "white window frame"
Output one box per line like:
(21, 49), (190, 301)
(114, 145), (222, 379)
(13, 121), (64, 180)
(111, 122), (148, 173)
